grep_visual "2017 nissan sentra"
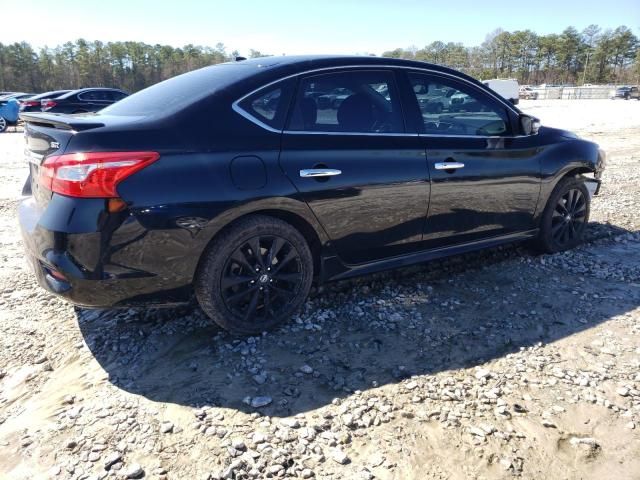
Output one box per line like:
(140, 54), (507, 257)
(18, 56), (605, 334)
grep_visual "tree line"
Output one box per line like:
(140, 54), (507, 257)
(0, 25), (638, 94)
(383, 25), (639, 86)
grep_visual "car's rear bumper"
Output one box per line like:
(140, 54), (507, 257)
(19, 196), (193, 307)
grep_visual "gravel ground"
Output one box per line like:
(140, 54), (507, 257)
(1, 100), (639, 480)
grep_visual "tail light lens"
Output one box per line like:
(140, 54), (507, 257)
(21, 100), (39, 107)
(39, 151), (160, 198)
(41, 100), (57, 110)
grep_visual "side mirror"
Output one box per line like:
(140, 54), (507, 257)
(520, 114), (541, 135)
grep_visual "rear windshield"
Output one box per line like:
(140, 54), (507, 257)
(100, 63), (256, 117)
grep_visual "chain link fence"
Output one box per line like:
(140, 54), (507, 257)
(529, 86), (620, 100)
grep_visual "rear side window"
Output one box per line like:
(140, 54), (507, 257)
(111, 91), (128, 101)
(79, 90), (111, 101)
(288, 70), (404, 133)
(236, 78), (295, 130)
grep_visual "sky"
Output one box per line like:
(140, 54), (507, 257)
(2, 0), (639, 55)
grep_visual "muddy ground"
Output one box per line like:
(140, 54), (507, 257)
(0, 99), (639, 479)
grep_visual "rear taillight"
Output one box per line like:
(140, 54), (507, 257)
(21, 100), (39, 107)
(41, 100), (57, 110)
(39, 151), (160, 198)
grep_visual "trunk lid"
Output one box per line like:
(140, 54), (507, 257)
(21, 113), (106, 207)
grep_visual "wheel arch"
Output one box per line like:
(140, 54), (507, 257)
(192, 201), (329, 283)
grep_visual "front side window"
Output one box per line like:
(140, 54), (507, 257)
(288, 70), (404, 133)
(408, 73), (509, 136)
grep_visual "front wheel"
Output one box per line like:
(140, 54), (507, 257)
(195, 215), (314, 335)
(0, 117), (6, 133)
(535, 177), (590, 253)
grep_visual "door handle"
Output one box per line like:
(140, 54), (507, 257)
(434, 162), (465, 170)
(299, 169), (342, 178)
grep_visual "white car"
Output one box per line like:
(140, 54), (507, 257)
(519, 86), (538, 100)
(482, 79), (520, 105)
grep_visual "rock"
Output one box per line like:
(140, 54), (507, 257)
(281, 418), (300, 428)
(616, 387), (630, 397)
(124, 463), (144, 479)
(475, 368), (491, 380)
(88, 451), (101, 462)
(252, 374), (267, 385)
(331, 448), (350, 465)
(404, 381), (418, 390)
(104, 452), (122, 470)
(34, 355), (47, 364)
(301, 468), (314, 478)
(250, 396), (272, 408)
(469, 427), (486, 437)
(569, 437), (598, 447)
(625, 422), (635, 430)
(268, 464), (284, 474)
(160, 422), (174, 433)
(300, 365), (314, 374)
(231, 439), (246, 451)
(251, 431), (267, 444)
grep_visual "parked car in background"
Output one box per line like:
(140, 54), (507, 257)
(0, 97), (20, 132)
(19, 55), (605, 334)
(519, 86), (538, 100)
(611, 86), (639, 100)
(41, 88), (129, 113)
(482, 79), (520, 104)
(0, 92), (37, 101)
(20, 90), (72, 112)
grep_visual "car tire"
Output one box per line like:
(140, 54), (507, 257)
(534, 177), (590, 254)
(195, 215), (314, 335)
(0, 116), (6, 133)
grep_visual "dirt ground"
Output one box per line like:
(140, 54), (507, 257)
(0, 99), (639, 480)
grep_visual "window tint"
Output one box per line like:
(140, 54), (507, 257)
(111, 91), (128, 101)
(79, 90), (111, 101)
(237, 78), (294, 130)
(288, 70), (404, 133)
(408, 73), (509, 136)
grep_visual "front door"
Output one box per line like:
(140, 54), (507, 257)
(279, 69), (429, 264)
(405, 72), (542, 248)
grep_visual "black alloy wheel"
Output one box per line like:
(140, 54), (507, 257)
(221, 235), (303, 322)
(536, 177), (590, 253)
(550, 188), (587, 248)
(195, 215), (313, 334)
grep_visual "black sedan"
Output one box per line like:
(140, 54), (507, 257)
(19, 90), (72, 112)
(611, 86), (639, 100)
(19, 56), (605, 334)
(41, 87), (129, 113)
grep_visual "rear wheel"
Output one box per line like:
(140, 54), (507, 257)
(535, 177), (590, 253)
(0, 117), (6, 133)
(195, 215), (313, 335)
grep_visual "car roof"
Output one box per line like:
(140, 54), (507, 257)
(230, 55), (480, 81)
(26, 90), (72, 100)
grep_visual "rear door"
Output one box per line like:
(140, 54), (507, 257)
(404, 71), (541, 249)
(279, 69), (429, 264)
